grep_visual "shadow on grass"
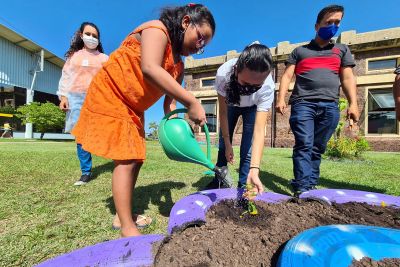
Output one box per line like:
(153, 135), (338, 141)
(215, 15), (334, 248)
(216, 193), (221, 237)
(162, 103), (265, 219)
(105, 181), (186, 217)
(259, 170), (291, 195)
(258, 170), (386, 195)
(317, 176), (386, 193)
(91, 161), (114, 181)
(189, 169), (291, 195)
(192, 175), (215, 191)
(192, 168), (387, 196)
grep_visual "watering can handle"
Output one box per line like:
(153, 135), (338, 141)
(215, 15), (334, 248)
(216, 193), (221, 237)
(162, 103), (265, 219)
(162, 108), (211, 162)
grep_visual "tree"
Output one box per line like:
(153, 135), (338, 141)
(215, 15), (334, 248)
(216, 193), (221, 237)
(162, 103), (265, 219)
(148, 121), (159, 140)
(16, 102), (65, 139)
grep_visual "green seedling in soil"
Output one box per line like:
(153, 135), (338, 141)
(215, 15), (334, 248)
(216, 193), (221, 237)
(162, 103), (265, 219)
(240, 184), (259, 218)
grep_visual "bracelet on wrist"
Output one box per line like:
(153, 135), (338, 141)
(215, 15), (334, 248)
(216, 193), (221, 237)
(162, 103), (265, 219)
(249, 166), (260, 170)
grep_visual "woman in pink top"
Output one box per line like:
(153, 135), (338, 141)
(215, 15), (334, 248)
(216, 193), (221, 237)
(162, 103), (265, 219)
(57, 22), (108, 186)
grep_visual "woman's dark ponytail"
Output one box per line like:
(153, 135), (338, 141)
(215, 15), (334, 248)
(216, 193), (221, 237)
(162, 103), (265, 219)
(226, 43), (273, 105)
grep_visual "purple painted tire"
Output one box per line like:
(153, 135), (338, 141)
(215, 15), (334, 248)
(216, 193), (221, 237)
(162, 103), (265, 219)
(167, 188), (291, 234)
(36, 234), (164, 267)
(300, 189), (400, 207)
(35, 189), (399, 266)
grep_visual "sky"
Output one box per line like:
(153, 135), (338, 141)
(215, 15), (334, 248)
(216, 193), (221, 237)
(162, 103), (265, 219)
(0, 0), (399, 132)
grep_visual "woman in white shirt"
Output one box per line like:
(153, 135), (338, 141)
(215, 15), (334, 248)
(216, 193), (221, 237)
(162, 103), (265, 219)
(206, 42), (275, 194)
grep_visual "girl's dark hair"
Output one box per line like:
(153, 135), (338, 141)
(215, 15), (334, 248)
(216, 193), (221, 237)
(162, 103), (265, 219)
(226, 43), (273, 105)
(159, 4), (216, 56)
(316, 5), (344, 24)
(64, 22), (104, 59)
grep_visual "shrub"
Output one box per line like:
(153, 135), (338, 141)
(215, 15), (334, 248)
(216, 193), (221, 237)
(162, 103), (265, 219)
(325, 98), (370, 159)
(326, 136), (370, 159)
(16, 102), (65, 139)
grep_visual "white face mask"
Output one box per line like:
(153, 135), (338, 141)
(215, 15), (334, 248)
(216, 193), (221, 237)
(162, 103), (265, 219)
(82, 35), (99, 50)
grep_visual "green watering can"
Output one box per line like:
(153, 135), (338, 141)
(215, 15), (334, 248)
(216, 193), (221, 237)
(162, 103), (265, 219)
(158, 108), (232, 188)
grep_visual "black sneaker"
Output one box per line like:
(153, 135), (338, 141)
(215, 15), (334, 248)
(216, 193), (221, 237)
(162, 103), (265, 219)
(214, 166), (233, 188)
(204, 178), (220, 190)
(74, 174), (91, 186)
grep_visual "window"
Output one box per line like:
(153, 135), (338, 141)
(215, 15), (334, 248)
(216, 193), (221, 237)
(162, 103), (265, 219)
(201, 99), (217, 133)
(368, 58), (397, 71)
(367, 88), (398, 134)
(201, 78), (215, 88)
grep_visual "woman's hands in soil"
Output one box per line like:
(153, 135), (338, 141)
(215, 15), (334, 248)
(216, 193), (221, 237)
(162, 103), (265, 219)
(245, 169), (264, 199)
(225, 143), (234, 164)
(59, 96), (69, 111)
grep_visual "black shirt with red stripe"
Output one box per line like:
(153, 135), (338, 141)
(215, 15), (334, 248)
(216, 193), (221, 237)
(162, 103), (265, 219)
(286, 39), (355, 104)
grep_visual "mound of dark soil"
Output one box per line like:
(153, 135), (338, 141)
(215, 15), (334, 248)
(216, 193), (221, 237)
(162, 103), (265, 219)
(154, 199), (400, 267)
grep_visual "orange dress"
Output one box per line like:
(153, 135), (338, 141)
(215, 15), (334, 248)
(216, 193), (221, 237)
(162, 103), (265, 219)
(72, 21), (183, 160)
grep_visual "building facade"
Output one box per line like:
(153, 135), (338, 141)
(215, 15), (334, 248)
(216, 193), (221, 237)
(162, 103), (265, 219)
(184, 28), (400, 152)
(0, 23), (64, 131)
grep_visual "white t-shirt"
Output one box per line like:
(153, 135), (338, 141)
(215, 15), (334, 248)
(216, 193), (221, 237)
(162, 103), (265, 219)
(215, 58), (275, 112)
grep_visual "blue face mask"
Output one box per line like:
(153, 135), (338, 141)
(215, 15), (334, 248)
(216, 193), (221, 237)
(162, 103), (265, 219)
(317, 24), (339, 40)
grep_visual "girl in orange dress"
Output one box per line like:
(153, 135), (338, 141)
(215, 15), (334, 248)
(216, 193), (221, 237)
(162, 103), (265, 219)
(72, 4), (216, 237)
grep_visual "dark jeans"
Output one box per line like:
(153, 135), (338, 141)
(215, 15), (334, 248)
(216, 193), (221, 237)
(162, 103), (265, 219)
(289, 99), (339, 192)
(216, 105), (257, 187)
(77, 143), (92, 176)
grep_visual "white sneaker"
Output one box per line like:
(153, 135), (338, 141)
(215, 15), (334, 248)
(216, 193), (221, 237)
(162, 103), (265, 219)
(73, 174), (91, 186)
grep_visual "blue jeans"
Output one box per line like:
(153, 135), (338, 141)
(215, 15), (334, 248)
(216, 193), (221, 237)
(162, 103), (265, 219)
(216, 105), (257, 187)
(289, 100), (339, 192)
(77, 143), (92, 176)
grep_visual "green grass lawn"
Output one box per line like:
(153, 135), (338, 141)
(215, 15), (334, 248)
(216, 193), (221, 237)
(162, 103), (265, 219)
(0, 140), (399, 266)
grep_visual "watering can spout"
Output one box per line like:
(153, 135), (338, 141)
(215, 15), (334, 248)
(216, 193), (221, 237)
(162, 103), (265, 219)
(213, 166), (233, 188)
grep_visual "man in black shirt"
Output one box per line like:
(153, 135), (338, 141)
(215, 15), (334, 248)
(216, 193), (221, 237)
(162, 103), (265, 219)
(276, 5), (359, 196)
